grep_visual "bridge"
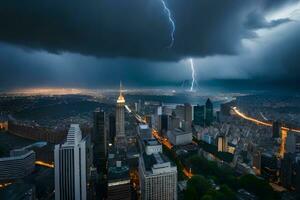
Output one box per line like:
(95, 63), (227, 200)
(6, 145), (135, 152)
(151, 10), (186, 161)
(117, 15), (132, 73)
(232, 106), (300, 157)
(232, 107), (300, 134)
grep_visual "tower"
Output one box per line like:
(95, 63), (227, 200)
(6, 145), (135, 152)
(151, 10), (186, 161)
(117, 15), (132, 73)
(115, 81), (127, 150)
(54, 124), (87, 200)
(93, 108), (106, 170)
(193, 104), (205, 126)
(205, 98), (213, 126)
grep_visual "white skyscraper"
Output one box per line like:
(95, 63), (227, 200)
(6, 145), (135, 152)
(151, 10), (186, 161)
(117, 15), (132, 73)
(54, 124), (87, 200)
(139, 139), (177, 200)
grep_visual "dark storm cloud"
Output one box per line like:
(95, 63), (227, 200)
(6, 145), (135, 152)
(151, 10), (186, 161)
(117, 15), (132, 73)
(244, 11), (291, 30)
(0, 0), (286, 60)
(0, 0), (299, 90)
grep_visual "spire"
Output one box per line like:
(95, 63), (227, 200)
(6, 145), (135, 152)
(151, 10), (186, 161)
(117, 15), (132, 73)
(120, 81), (123, 97)
(117, 81), (125, 103)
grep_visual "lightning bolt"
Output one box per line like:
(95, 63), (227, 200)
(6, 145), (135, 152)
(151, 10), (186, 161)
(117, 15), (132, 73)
(159, 0), (175, 48)
(158, 1), (195, 91)
(189, 58), (195, 91)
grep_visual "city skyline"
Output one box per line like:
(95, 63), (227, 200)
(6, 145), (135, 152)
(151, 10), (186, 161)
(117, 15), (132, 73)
(1, 1), (300, 200)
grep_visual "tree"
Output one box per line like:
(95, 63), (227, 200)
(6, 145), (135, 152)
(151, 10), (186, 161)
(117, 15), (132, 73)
(185, 175), (212, 199)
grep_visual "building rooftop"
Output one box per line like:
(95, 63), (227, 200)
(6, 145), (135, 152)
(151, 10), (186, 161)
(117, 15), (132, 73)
(142, 152), (171, 172)
(143, 138), (159, 146)
(171, 128), (189, 136)
(108, 164), (130, 181)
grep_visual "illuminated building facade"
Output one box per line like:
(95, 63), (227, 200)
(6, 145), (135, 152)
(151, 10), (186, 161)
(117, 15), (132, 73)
(115, 82), (127, 150)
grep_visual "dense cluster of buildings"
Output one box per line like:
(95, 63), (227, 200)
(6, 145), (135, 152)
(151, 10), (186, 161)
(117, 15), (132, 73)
(2, 90), (300, 199)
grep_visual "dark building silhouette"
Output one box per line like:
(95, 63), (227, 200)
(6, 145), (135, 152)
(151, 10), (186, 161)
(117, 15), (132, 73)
(109, 114), (116, 144)
(261, 153), (278, 182)
(272, 121), (281, 138)
(93, 108), (107, 170)
(160, 114), (169, 135)
(280, 153), (294, 189)
(193, 105), (205, 126)
(205, 98), (213, 126)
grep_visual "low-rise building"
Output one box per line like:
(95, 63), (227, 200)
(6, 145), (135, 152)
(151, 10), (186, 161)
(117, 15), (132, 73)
(167, 128), (192, 146)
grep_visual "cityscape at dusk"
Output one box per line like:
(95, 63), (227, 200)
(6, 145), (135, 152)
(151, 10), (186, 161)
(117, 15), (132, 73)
(0, 1), (300, 200)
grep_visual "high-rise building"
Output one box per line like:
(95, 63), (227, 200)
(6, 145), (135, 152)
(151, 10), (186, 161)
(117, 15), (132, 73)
(184, 103), (192, 124)
(280, 153), (294, 189)
(261, 153), (278, 182)
(115, 82), (127, 150)
(109, 114), (116, 144)
(54, 124), (87, 200)
(205, 98), (213, 126)
(286, 133), (296, 153)
(169, 115), (181, 131)
(93, 108), (106, 169)
(160, 114), (169, 135)
(272, 121), (281, 138)
(175, 105), (185, 121)
(193, 105), (205, 126)
(107, 151), (131, 200)
(139, 139), (177, 200)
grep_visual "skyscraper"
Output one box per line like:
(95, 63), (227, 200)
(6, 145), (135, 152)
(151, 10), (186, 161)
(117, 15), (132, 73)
(109, 113), (116, 144)
(93, 108), (106, 169)
(193, 104), (205, 126)
(54, 124), (87, 200)
(280, 153), (294, 189)
(285, 133), (296, 153)
(139, 139), (177, 200)
(205, 98), (213, 126)
(115, 82), (127, 150)
(184, 103), (192, 124)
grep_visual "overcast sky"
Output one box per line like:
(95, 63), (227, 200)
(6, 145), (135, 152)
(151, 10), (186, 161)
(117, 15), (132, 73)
(0, 0), (299, 91)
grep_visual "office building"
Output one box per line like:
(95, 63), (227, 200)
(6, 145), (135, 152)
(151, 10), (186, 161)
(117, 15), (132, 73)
(167, 128), (192, 146)
(272, 121), (281, 138)
(160, 114), (169, 135)
(115, 82), (127, 150)
(137, 124), (152, 140)
(107, 151), (131, 200)
(175, 105), (185, 121)
(54, 124), (87, 200)
(0, 149), (35, 181)
(184, 103), (192, 124)
(217, 135), (228, 152)
(205, 98), (213, 126)
(169, 115), (181, 131)
(139, 139), (177, 200)
(261, 153), (278, 182)
(193, 105), (205, 126)
(93, 108), (107, 169)
(280, 153), (294, 189)
(109, 113), (116, 144)
(285, 133), (296, 153)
